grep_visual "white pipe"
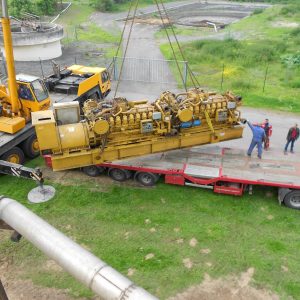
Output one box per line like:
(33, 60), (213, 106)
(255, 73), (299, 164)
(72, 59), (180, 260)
(206, 22), (218, 32)
(0, 197), (158, 300)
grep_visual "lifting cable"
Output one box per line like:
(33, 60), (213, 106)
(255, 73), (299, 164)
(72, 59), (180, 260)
(153, 0), (187, 91)
(158, 0), (201, 88)
(107, 0), (134, 74)
(112, 0), (201, 97)
(113, 0), (140, 98)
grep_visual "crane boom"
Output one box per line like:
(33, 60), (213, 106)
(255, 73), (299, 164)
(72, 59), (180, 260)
(1, 0), (19, 114)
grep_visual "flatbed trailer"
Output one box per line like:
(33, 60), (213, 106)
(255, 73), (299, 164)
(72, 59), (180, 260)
(44, 145), (300, 210)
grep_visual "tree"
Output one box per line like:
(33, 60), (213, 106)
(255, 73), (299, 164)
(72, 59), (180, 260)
(36, 0), (57, 16)
(90, 0), (113, 12)
(8, 0), (33, 18)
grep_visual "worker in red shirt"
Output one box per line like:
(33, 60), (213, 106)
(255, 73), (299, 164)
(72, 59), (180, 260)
(284, 124), (299, 154)
(261, 118), (272, 150)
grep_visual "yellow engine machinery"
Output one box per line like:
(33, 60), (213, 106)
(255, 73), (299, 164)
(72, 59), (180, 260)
(32, 88), (244, 171)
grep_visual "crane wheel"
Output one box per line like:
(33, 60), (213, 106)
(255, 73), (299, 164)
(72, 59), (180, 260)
(136, 172), (158, 187)
(283, 190), (300, 210)
(21, 135), (40, 158)
(108, 168), (129, 182)
(1, 147), (25, 165)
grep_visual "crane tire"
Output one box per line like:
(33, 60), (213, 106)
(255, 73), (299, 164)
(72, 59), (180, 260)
(1, 147), (25, 165)
(21, 134), (40, 158)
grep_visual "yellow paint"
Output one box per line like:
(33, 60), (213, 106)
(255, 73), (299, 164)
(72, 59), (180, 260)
(0, 116), (25, 134)
(1, 17), (19, 114)
(33, 89), (244, 171)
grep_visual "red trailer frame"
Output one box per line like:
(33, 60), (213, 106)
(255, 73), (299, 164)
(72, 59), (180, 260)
(44, 146), (300, 210)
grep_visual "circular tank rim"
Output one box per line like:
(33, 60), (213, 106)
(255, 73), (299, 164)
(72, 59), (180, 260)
(0, 23), (64, 46)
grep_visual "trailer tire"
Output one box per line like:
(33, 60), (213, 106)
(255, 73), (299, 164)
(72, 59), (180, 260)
(136, 172), (157, 186)
(21, 134), (40, 158)
(1, 147), (25, 164)
(108, 168), (128, 182)
(283, 190), (300, 210)
(82, 165), (103, 177)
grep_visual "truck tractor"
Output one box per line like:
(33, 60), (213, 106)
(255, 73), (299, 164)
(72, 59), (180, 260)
(45, 64), (111, 106)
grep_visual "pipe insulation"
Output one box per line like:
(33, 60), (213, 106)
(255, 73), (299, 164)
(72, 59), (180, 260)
(0, 197), (158, 300)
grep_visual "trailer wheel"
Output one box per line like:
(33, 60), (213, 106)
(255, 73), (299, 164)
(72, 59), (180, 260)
(283, 190), (300, 210)
(21, 134), (40, 158)
(82, 165), (104, 177)
(136, 172), (157, 186)
(1, 147), (25, 164)
(108, 168), (129, 182)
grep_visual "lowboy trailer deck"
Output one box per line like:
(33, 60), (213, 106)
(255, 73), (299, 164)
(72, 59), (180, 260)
(44, 145), (300, 210)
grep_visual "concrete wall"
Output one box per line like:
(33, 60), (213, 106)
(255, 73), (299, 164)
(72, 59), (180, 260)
(1, 40), (62, 61)
(0, 23), (64, 61)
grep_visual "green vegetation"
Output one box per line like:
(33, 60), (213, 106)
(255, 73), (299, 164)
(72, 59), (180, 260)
(90, 0), (164, 12)
(8, 0), (58, 17)
(160, 4), (300, 112)
(55, 2), (120, 58)
(77, 24), (120, 44)
(155, 25), (213, 39)
(1, 163), (300, 299)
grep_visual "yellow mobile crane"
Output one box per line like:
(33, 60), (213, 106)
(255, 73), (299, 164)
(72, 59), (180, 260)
(0, 0), (111, 164)
(0, 0), (51, 163)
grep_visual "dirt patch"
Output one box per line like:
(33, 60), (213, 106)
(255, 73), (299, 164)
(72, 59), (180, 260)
(41, 165), (143, 192)
(1, 277), (77, 300)
(168, 268), (279, 300)
(134, 17), (171, 25)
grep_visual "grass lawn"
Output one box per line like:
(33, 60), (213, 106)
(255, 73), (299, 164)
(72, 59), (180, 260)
(1, 157), (300, 299)
(159, 4), (300, 112)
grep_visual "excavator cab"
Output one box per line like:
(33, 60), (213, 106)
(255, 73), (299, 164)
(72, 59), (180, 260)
(16, 74), (51, 119)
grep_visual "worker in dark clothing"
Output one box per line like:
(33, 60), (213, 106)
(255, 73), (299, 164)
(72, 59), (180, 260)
(284, 124), (299, 154)
(262, 118), (271, 150)
(246, 121), (266, 159)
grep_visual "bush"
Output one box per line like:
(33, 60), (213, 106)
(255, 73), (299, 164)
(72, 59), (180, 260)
(231, 79), (255, 91)
(90, 0), (114, 11)
(289, 80), (300, 88)
(281, 53), (300, 67)
(291, 27), (300, 37)
(252, 8), (263, 15)
(36, 0), (57, 16)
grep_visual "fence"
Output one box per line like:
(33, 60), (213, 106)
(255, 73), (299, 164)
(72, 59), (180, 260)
(111, 56), (188, 85)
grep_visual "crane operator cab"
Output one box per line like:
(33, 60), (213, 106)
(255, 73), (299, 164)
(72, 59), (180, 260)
(0, 74), (51, 134)
(16, 74), (51, 119)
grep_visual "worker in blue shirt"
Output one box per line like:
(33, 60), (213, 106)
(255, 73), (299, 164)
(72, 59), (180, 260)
(246, 121), (266, 159)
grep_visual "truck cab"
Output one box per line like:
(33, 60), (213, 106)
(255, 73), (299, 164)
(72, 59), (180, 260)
(45, 65), (111, 106)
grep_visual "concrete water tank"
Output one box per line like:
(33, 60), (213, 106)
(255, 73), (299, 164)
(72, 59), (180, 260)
(0, 21), (64, 61)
